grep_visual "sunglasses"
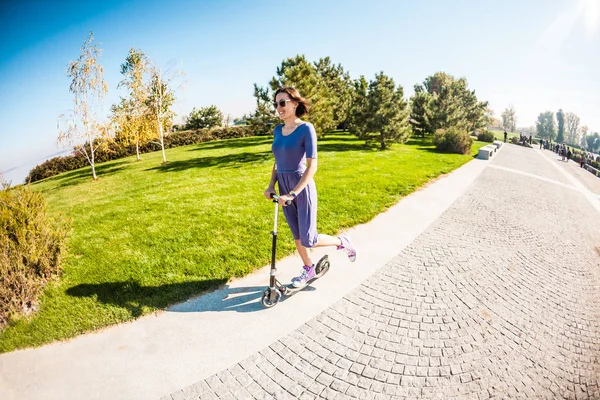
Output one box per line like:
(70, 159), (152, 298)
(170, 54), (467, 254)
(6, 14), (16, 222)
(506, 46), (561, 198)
(273, 99), (292, 108)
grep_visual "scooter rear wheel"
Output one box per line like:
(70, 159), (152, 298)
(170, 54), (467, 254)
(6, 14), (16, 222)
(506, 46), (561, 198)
(261, 289), (281, 308)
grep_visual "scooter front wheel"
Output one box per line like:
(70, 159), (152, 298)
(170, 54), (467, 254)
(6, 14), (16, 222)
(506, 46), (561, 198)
(261, 289), (281, 308)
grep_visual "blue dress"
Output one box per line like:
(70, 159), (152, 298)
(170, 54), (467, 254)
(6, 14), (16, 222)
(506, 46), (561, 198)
(271, 122), (319, 248)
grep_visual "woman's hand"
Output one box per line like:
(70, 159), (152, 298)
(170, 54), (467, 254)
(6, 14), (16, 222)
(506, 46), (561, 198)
(264, 187), (276, 199)
(277, 194), (294, 206)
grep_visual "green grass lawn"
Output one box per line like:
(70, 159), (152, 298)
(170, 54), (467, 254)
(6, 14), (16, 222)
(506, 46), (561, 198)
(489, 129), (520, 141)
(0, 133), (487, 352)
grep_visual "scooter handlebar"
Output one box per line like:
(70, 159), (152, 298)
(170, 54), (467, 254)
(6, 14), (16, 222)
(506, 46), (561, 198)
(270, 193), (292, 206)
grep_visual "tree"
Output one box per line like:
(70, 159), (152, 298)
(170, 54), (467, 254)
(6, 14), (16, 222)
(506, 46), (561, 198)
(580, 125), (589, 148)
(409, 85), (432, 137)
(536, 111), (556, 140)
(185, 105), (223, 130)
(409, 72), (487, 135)
(114, 48), (152, 161)
(556, 109), (565, 143)
(270, 55), (335, 134)
(314, 57), (353, 129)
(585, 131), (599, 151)
(501, 105), (517, 132)
(146, 62), (183, 163)
(593, 133), (600, 152)
(57, 32), (109, 180)
(565, 112), (580, 145)
(346, 75), (369, 138)
(484, 108), (500, 128)
(349, 72), (410, 149)
(246, 84), (277, 135)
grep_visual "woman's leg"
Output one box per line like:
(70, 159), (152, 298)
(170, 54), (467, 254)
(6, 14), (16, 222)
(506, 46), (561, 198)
(295, 234), (344, 265)
(295, 240), (313, 267)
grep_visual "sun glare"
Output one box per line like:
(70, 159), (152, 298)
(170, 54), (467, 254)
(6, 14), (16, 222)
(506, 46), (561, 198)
(583, 0), (600, 33)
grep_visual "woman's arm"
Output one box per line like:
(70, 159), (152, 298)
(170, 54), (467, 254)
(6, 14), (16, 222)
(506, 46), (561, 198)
(291, 157), (317, 194)
(264, 162), (278, 199)
(267, 162), (278, 188)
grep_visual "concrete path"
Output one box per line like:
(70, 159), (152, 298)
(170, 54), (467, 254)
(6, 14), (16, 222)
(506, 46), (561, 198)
(163, 144), (600, 400)
(1, 143), (599, 400)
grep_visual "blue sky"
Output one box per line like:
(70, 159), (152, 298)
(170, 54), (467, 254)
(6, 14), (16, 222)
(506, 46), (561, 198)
(1, 0), (599, 184)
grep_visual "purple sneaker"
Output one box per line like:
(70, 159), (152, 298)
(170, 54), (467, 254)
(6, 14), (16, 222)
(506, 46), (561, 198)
(292, 265), (315, 288)
(337, 232), (356, 262)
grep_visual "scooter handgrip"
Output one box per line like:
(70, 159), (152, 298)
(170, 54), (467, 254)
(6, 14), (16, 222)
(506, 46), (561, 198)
(284, 199), (292, 206)
(270, 193), (276, 199)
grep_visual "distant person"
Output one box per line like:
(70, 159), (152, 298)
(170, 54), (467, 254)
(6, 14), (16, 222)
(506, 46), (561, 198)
(264, 86), (357, 288)
(567, 148), (572, 161)
(581, 153), (586, 168)
(539, 139), (543, 149)
(503, 131), (507, 143)
(529, 135), (532, 144)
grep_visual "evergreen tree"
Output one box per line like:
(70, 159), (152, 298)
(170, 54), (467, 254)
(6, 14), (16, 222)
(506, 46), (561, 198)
(346, 76), (368, 138)
(350, 72), (410, 149)
(185, 105), (223, 130)
(556, 109), (565, 143)
(269, 55), (335, 134)
(246, 84), (277, 135)
(314, 57), (353, 129)
(536, 111), (556, 140)
(409, 72), (487, 135)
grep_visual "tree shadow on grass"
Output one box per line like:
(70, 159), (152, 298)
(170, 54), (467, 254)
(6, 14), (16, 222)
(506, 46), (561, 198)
(190, 136), (273, 151)
(146, 151), (273, 173)
(318, 142), (376, 152)
(39, 161), (129, 191)
(66, 279), (309, 314)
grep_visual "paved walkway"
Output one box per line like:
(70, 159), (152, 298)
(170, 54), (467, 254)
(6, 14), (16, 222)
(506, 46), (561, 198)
(1, 143), (599, 400)
(165, 144), (600, 400)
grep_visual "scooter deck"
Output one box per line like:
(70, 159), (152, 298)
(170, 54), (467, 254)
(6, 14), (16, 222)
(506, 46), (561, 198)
(280, 254), (330, 296)
(282, 272), (325, 295)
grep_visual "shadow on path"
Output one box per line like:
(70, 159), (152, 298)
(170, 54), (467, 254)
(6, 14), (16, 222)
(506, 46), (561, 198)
(66, 279), (315, 314)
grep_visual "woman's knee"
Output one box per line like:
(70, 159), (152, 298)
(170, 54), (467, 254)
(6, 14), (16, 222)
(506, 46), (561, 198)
(300, 236), (317, 248)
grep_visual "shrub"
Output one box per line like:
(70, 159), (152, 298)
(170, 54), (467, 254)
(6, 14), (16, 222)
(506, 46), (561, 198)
(510, 136), (519, 144)
(432, 128), (473, 155)
(0, 184), (70, 330)
(476, 130), (495, 143)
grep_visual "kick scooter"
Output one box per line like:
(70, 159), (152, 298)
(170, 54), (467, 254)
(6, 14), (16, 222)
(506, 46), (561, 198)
(261, 194), (330, 308)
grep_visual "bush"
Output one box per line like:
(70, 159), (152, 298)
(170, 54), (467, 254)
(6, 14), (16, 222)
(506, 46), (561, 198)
(0, 184), (70, 330)
(510, 136), (519, 144)
(476, 130), (495, 143)
(432, 128), (473, 155)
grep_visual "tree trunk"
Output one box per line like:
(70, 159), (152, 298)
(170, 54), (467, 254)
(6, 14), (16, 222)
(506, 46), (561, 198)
(87, 124), (97, 180)
(136, 142), (140, 161)
(91, 148), (97, 180)
(159, 120), (167, 163)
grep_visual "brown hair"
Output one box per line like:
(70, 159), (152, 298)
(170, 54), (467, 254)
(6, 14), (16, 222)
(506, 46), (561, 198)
(274, 86), (310, 117)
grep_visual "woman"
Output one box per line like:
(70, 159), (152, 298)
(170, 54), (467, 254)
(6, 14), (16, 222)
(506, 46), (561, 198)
(264, 87), (356, 288)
